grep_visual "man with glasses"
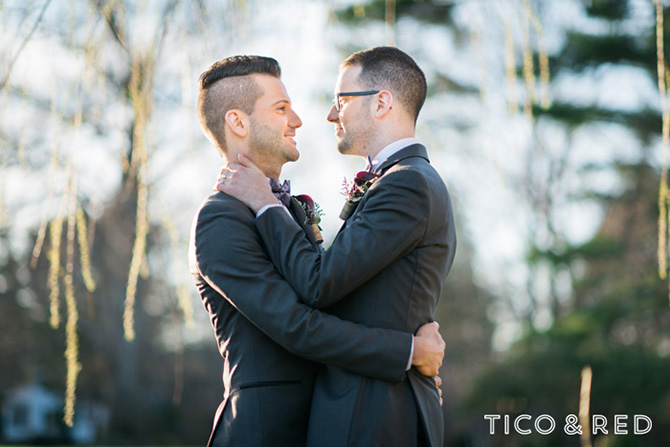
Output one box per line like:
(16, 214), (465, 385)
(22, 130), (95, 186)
(218, 47), (456, 447)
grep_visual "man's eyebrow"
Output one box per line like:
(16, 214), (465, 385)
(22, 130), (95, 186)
(271, 99), (290, 106)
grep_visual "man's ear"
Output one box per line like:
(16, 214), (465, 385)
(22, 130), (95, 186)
(374, 90), (393, 118)
(225, 109), (249, 138)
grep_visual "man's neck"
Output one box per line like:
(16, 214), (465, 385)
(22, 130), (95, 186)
(226, 147), (281, 178)
(365, 131), (416, 161)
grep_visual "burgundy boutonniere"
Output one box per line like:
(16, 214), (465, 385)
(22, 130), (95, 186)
(294, 194), (325, 244)
(339, 167), (380, 220)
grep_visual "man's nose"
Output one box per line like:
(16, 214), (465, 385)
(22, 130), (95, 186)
(289, 109), (303, 128)
(326, 105), (339, 123)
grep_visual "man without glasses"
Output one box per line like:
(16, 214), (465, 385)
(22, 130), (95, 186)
(190, 55), (446, 447)
(219, 47), (457, 447)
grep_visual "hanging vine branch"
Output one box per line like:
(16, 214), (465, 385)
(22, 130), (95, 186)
(654, 0), (670, 287)
(522, 0), (550, 110)
(120, 0), (180, 342)
(502, 18), (519, 115)
(47, 217), (64, 328)
(520, 7), (536, 120)
(77, 208), (97, 293)
(47, 175), (70, 329)
(63, 172), (81, 427)
(578, 366), (593, 447)
(124, 53), (154, 342)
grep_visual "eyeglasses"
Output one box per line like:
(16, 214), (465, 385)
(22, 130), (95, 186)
(333, 91), (380, 112)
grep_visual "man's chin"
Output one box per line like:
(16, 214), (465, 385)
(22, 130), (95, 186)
(286, 147), (300, 162)
(337, 142), (352, 155)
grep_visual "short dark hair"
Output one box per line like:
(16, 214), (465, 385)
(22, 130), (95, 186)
(197, 55), (281, 155)
(343, 47), (426, 123)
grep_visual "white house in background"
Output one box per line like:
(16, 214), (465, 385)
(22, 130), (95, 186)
(1, 382), (65, 443)
(1, 381), (109, 444)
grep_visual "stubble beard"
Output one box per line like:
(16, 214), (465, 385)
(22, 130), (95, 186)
(249, 118), (298, 175)
(336, 117), (373, 157)
(337, 134), (352, 154)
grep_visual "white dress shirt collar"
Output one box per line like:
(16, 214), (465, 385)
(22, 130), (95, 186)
(370, 137), (421, 171)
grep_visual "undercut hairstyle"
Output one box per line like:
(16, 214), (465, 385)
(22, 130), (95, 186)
(197, 55), (281, 156)
(342, 46), (426, 123)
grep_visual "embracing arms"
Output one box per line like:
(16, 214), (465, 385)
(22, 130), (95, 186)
(191, 197), (444, 380)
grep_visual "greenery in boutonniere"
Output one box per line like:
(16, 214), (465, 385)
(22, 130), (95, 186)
(294, 194), (325, 244)
(339, 169), (380, 220)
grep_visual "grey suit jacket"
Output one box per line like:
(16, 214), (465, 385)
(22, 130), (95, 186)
(255, 144), (457, 447)
(189, 191), (414, 447)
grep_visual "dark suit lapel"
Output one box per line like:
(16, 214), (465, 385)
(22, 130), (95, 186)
(336, 144), (430, 234)
(288, 198), (319, 248)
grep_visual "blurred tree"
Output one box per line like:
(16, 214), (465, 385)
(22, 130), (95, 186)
(435, 230), (495, 444)
(1, 209), (223, 444)
(463, 161), (670, 446)
(0, 0), (242, 441)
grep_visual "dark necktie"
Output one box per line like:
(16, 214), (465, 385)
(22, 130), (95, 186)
(269, 178), (291, 207)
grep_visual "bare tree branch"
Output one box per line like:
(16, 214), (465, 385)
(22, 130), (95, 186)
(88, 0), (130, 57)
(154, 0), (180, 62)
(0, 0), (53, 88)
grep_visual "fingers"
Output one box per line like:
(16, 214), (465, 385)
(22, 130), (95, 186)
(433, 375), (443, 406)
(219, 162), (239, 172)
(416, 321), (440, 337)
(214, 170), (230, 191)
(214, 163), (243, 191)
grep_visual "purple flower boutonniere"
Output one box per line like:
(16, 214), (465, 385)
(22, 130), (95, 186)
(294, 194), (325, 244)
(339, 168), (380, 220)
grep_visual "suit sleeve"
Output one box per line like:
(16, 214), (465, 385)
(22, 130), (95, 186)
(193, 197), (412, 382)
(255, 167), (430, 308)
